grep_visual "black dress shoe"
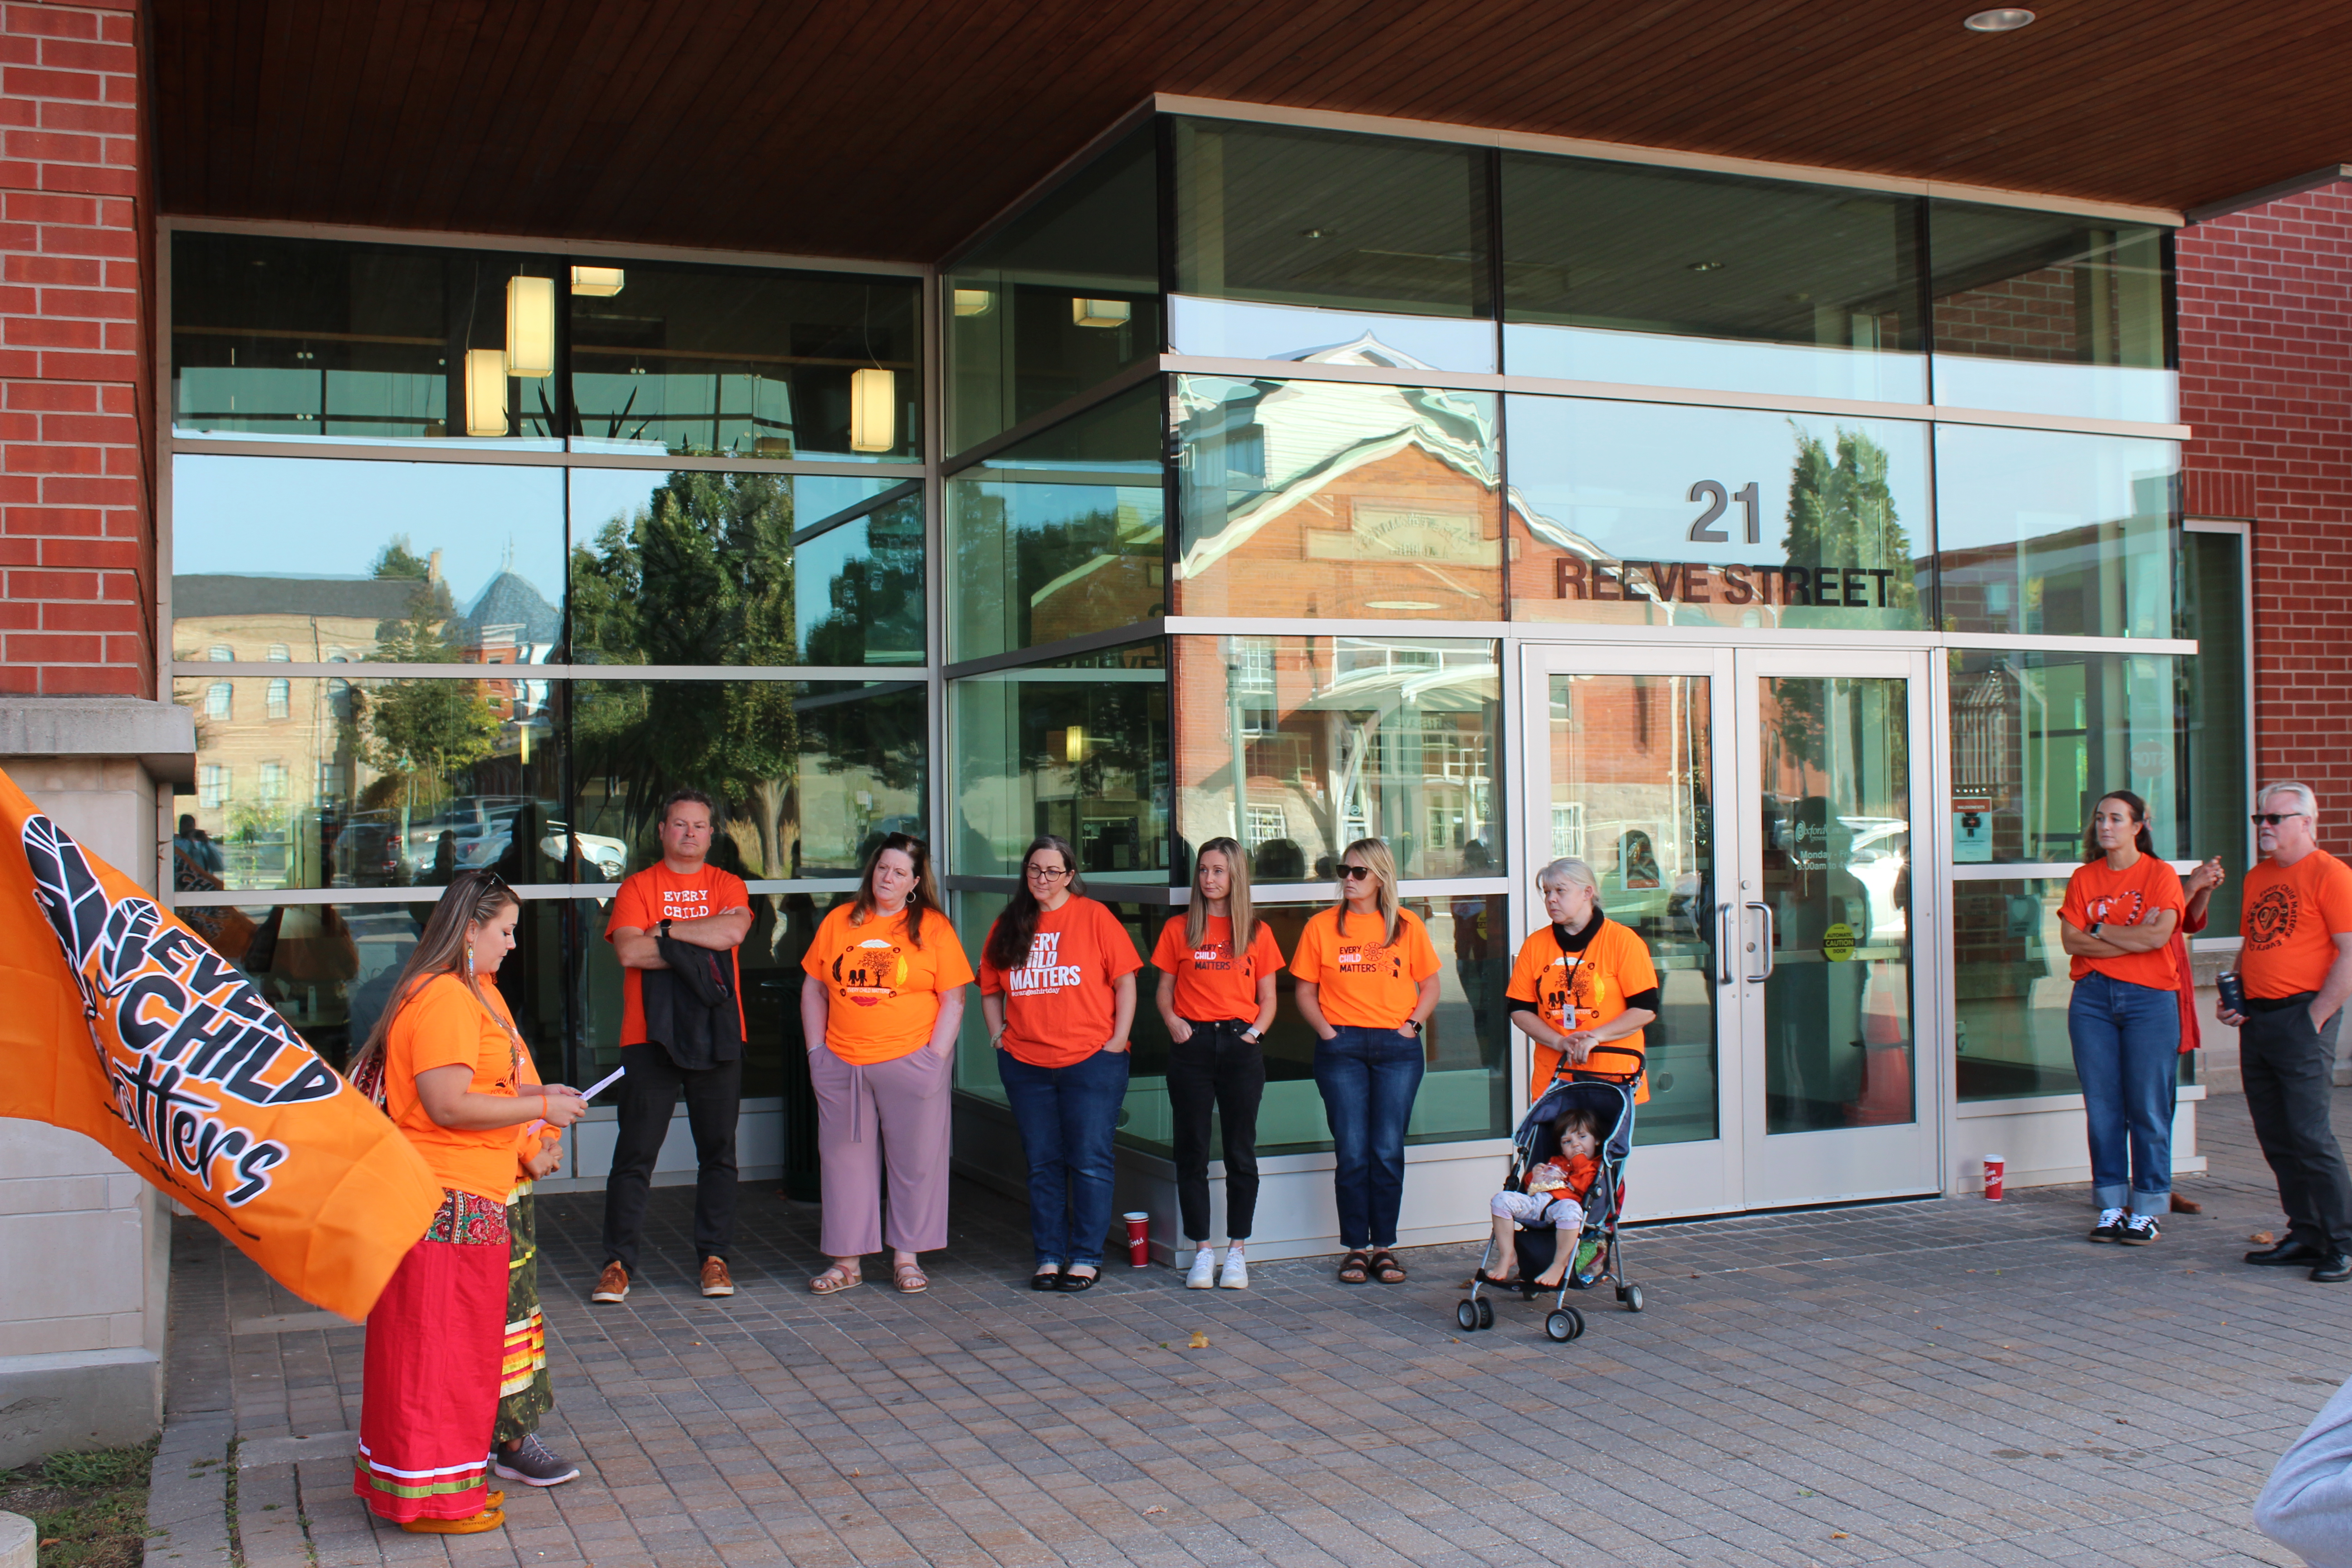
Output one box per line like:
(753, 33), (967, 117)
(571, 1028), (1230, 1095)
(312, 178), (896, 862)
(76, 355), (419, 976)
(2312, 1254), (2352, 1283)
(2247, 1240), (2328, 1266)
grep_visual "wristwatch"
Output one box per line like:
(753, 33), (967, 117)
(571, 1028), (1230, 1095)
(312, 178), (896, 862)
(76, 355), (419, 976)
(1241, 1026), (1262, 1043)
(1404, 1019), (1423, 1035)
(2087, 921), (2103, 940)
(659, 918), (673, 938)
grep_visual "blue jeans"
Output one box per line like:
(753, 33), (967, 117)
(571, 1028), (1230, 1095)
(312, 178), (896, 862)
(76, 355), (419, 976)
(997, 1047), (1131, 1269)
(2068, 970), (2180, 1214)
(1313, 1024), (1427, 1249)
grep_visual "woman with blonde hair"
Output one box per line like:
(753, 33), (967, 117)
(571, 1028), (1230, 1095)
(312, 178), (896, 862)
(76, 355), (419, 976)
(346, 871), (588, 1535)
(1506, 856), (1659, 1103)
(800, 833), (974, 1294)
(1290, 838), (1441, 1284)
(1153, 837), (1282, 1289)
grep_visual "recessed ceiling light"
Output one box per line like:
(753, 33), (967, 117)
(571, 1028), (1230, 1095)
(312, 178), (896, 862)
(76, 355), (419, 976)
(1964, 8), (2035, 30)
(1688, 260), (1725, 272)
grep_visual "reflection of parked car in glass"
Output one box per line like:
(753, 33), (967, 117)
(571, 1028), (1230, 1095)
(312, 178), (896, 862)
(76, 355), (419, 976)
(331, 813), (407, 887)
(537, 823), (630, 880)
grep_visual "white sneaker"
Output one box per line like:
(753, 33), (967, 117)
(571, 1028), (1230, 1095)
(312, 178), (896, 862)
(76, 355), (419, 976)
(1186, 1248), (1217, 1289)
(1219, 1250), (1249, 1289)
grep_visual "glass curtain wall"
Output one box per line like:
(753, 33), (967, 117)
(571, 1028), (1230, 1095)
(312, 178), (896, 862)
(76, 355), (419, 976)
(168, 230), (928, 1108)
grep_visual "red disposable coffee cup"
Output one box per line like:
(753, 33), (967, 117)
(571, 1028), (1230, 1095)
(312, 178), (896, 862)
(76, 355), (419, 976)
(1983, 1156), (2004, 1201)
(1122, 1211), (1151, 1267)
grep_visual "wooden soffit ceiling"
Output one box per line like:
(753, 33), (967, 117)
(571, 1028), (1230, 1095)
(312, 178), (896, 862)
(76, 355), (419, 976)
(152, 0), (2352, 262)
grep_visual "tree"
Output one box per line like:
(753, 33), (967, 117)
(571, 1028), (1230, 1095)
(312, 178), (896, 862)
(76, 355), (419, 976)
(356, 567), (496, 821)
(371, 533), (434, 580)
(1773, 426), (1917, 775)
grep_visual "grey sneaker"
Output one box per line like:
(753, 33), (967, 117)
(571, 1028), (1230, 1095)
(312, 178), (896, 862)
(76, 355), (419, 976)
(491, 1433), (579, 1487)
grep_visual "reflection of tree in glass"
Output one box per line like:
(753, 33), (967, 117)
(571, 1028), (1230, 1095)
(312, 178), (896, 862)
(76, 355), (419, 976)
(571, 471), (802, 876)
(1774, 427), (1916, 771)
(353, 562), (498, 819)
(956, 492), (1161, 646)
(370, 533), (436, 583)
(803, 494), (925, 665)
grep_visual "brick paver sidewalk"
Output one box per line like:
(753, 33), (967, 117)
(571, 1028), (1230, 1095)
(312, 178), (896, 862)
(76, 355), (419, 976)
(144, 1095), (2352, 1567)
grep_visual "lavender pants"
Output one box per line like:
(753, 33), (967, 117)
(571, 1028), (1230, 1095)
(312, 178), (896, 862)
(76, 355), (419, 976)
(808, 1042), (953, 1257)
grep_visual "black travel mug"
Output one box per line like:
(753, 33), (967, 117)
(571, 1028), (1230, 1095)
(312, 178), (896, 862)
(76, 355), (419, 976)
(2218, 971), (2246, 1014)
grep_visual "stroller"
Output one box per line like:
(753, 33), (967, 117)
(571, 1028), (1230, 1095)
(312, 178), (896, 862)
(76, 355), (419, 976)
(1455, 1074), (1643, 1342)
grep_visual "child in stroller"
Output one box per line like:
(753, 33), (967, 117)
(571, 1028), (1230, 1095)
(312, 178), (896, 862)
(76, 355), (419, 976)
(1457, 1076), (1642, 1340)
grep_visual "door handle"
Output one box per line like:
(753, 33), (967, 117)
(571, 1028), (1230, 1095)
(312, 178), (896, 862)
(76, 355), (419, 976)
(1744, 901), (1776, 984)
(1715, 902), (1734, 986)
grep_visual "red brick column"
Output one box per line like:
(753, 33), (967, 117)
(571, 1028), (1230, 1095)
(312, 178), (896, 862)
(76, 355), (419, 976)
(0, 0), (148, 698)
(2177, 181), (2352, 848)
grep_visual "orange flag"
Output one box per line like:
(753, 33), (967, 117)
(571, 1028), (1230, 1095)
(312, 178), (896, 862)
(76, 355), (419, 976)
(0, 767), (441, 1320)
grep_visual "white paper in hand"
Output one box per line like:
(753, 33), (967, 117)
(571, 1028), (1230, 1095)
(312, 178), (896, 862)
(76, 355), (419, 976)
(581, 1065), (627, 1103)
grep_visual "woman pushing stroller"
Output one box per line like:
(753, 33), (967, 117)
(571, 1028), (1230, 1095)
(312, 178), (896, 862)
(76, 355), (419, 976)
(1506, 858), (1659, 1105)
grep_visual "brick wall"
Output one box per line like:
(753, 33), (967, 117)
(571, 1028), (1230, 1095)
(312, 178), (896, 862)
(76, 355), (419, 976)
(2176, 181), (2352, 847)
(1933, 266), (2081, 360)
(0, 0), (149, 698)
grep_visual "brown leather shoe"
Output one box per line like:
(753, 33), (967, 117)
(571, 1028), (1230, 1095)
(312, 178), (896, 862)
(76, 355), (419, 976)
(590, 1262), (628, 1303)
(700, 1256), (735, 1297)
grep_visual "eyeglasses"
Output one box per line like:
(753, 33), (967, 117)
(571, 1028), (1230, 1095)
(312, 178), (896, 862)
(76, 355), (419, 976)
(1338, 865), (1373, 881)
(1025, 864), (1072, 882)
(2252, 812), (2311, 826)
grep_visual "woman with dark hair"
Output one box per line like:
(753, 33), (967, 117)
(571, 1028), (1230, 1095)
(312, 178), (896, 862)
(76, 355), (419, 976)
(800, 833), (973, 1295)
(1153, 836), (1281, 1289)
(1290, 838), (1441, 1285)
(2059, 790), (2186, 1245)
(346, 871), (588, 1536)
(979, 835), (1142, 1292)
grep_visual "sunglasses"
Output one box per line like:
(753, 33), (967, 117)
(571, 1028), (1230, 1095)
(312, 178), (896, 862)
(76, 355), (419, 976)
(2252, 812), (2310, 826)
(1338, 865), (1373, 881)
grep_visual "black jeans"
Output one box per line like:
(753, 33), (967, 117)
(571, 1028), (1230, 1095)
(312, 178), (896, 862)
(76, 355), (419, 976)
(2242, 1003), (2352, 1252)
(600, 1042), (741, 1273)
(1167, 1019), (1266, 1243)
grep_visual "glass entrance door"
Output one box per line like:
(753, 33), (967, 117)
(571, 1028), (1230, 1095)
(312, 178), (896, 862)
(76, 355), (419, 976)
(1522, 643), (1938, 1216)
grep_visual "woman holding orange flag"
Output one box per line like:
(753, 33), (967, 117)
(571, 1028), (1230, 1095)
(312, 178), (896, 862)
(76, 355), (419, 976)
(800, 833), (973, 1295)
(346, 870), (588, 1536)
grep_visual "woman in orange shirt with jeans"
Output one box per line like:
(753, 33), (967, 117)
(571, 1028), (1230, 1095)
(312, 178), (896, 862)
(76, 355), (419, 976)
(801, 833), (974, 1296)
(347, 871), (588, 1535)
(2060, 790), (2185, 1245)
(1292, 838), (1441, 1285)
(980, 835), (1143, 1292)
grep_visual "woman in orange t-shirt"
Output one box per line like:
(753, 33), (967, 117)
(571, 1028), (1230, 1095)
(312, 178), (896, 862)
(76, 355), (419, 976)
(1152, 836), (1282, 1289)
(1290, 838), (1441, 1285)
(2059, 790), (2186, 1245)
(800, 833), (973, 1296)
(979, 834), (1142, 1292)
(346, 871), (588, 1536)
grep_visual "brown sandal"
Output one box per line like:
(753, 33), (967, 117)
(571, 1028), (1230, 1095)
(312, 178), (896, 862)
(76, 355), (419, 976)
(1337, 1250), (1371, 1284)
(809, 1262), (862, 1294)
(1370, 1249), (1407, 1283)
(893, 1261), (929, 1294)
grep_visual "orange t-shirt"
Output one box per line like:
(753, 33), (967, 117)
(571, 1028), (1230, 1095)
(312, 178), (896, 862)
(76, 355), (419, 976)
(2059, 854), (2186, 990)
(1528, 1152), (1600, 1205)
(2241, 849), (2352, 998)
(1152, 914), (1284, 1023)
(978, 897), (1145, 1068)
(1288, 906), (1441, 1029)
(1506, 918), (1659, 1103)
(384, 973), (529, 1202)
(606, 862), (750, 1047)
(801, 902), (976, 1065)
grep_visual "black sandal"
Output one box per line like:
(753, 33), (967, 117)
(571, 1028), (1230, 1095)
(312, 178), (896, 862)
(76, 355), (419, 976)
(1057, 1267), (1099, 1292)
(1370, 1249), (1407, 1283)
(1031, 1266), (1065, 1292)
(1337, 1250), (1371, 1284)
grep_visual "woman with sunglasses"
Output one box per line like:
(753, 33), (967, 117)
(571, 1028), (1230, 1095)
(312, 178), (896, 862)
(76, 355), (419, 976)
(979, 835), (1143, 1291)
(1290, 838), (1441, 1285)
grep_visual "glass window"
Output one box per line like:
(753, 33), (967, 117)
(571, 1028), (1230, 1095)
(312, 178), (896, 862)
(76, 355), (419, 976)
(266, 678), (291, 720)
(568, 470), (923, 667)
(175, 898), (565, 1080)
(1935, 425), (2176, 638)
(947, 383), (1165, 662)
(1948, 649), (2204, 864)
(1929, 203), (2174, 422)
(1172, 636), (1501, 884)
(1171, 118), (1495, 372)
(1500, 157), (1925, 401)
(175, 675), (562, 893)
(568, 259), (920, 461)
(1506, 396), (1931, 631)
(1954, 878), (2079, 1099)
(950, 639), (1169, 887)
(946, 125), (1161, 455)
(2180, 529), (2250, 937)
(171, 229), (562, 447)
(1174, 376), (1503, 621)
(171, 455), (566, 664)
(198, 763), (228, 808)
(571, 679), (927, 882)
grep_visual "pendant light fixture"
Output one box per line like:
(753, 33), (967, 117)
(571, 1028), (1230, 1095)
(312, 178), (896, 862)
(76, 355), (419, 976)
(849, 367), (895, 453)
(570, 265), (624, 297)
(505, 275), (555, 379)
(1073, 298), (1131, 328)
(464, 348), (508, 437)
(952, 288), (994, 317)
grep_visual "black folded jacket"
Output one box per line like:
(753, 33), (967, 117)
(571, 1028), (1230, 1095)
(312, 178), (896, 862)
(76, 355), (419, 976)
(642, 931), (742, 1071)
